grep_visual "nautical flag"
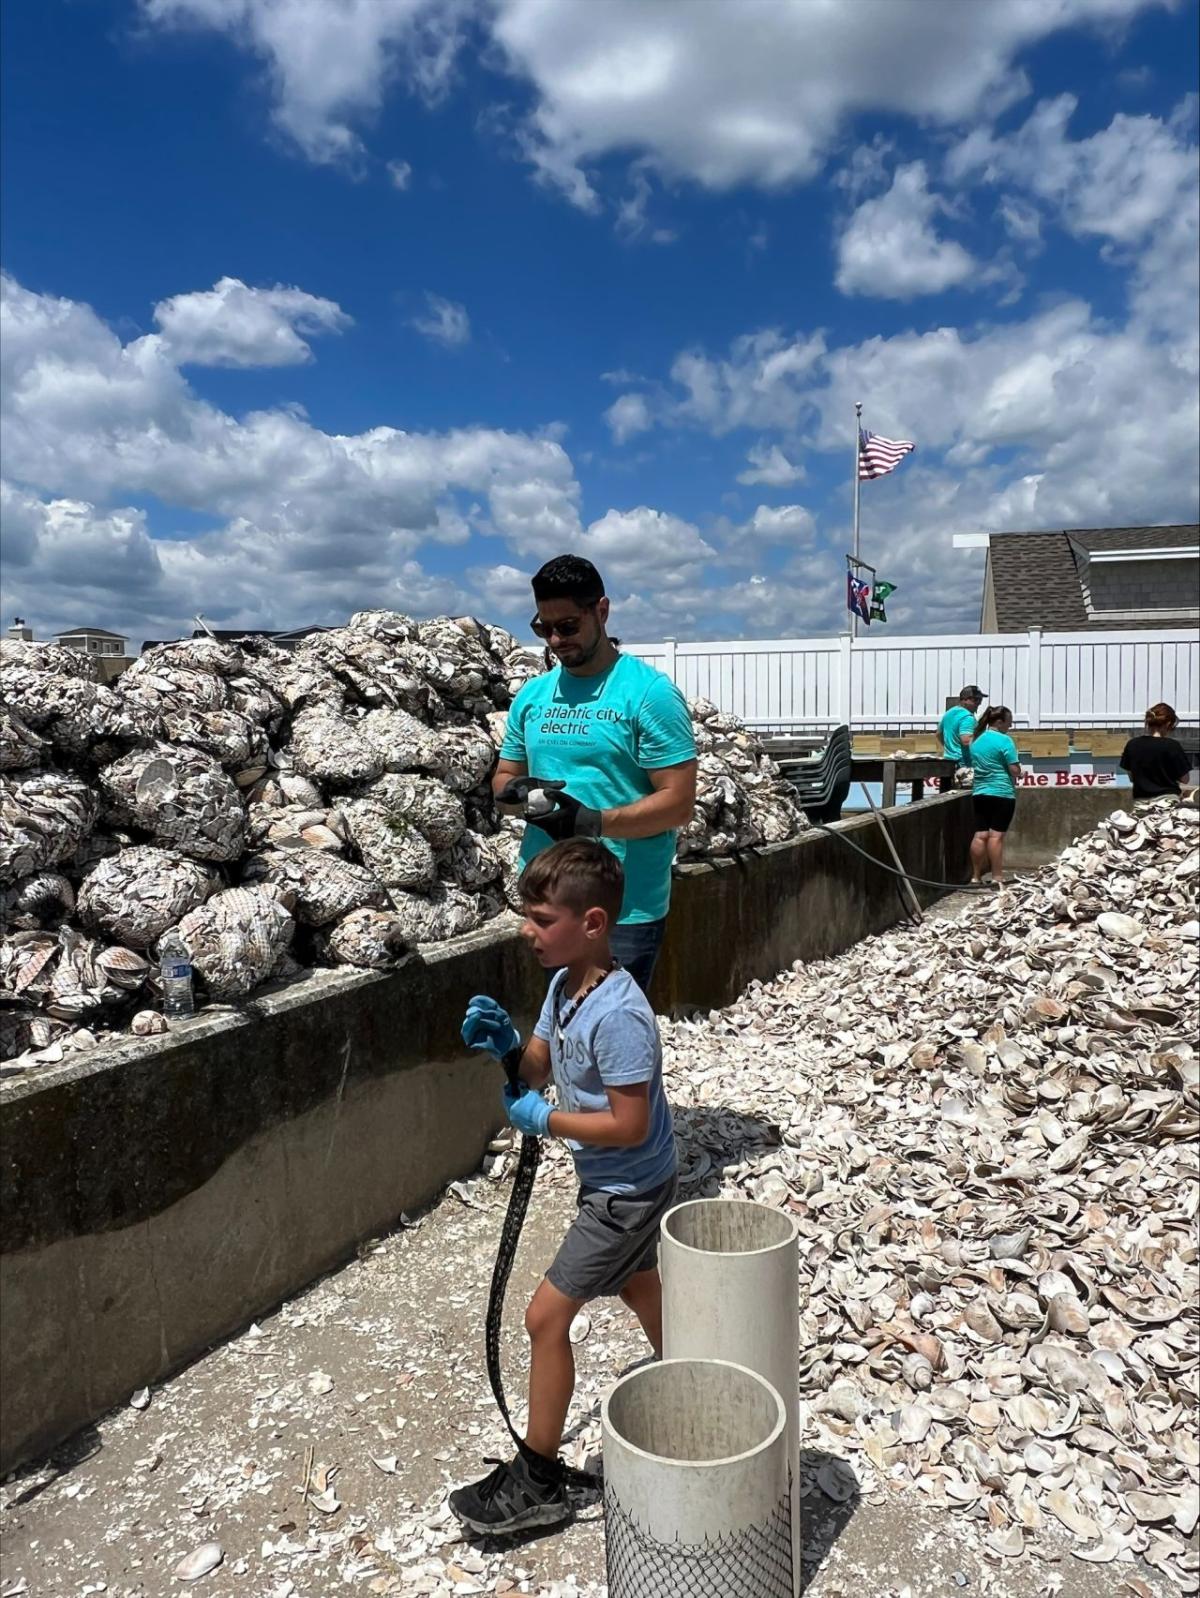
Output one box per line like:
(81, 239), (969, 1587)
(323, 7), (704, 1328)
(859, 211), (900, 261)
(847, 572), (872, 624)
(870, 579), (897, 623)
(859, 428), (915, 481)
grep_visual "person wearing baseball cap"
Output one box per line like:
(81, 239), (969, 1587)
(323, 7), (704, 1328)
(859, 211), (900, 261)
(939, 685), (987, 764)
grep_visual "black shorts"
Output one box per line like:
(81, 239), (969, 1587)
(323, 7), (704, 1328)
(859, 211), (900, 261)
(546, 1175), (678, 1301)
(973, 795), (1016, 833)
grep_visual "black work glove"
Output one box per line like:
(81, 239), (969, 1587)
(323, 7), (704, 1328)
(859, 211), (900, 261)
(497, 776), (602, 841)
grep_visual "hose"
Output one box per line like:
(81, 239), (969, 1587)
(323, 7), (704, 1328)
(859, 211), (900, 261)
(483, 1050), (597, 1491)
(811, 820), (997, 892)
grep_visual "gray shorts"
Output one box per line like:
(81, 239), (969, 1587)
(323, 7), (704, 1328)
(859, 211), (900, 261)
(546, 1175), (679, 1302)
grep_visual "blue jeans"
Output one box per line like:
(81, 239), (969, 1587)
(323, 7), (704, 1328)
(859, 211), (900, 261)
(609, 917), (667, 995)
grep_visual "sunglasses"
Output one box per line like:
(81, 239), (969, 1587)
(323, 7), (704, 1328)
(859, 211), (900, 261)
(530, 602), (596, 640)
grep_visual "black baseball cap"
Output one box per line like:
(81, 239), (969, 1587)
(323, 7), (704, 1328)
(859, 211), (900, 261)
(961, 685), (987, 701)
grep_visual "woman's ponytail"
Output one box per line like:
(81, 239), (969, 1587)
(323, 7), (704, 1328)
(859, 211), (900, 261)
(1145, 702), (1178, 733)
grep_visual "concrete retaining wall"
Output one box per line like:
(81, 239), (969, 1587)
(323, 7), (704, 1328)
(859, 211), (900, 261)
(1, 794), (972, 1472)
(1003, 786), (1130, 870)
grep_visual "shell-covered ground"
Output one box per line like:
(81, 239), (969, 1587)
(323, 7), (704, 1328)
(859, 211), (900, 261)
(0, 800), (1195, 1597)
(1, 617), (805, 1063)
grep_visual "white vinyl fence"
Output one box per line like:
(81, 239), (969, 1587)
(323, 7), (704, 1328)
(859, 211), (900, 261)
(626, 628), (1199, 733)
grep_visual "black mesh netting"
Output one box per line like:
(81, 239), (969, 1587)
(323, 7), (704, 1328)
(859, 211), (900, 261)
(604, 1483), (794, 1598)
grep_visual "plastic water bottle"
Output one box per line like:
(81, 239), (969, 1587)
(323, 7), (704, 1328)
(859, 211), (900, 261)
(159, 929), (195, 1021)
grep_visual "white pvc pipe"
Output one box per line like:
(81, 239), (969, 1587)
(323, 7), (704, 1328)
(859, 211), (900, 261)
(601, 1358), (792, 1598)
(660, 1198), (801, 1596)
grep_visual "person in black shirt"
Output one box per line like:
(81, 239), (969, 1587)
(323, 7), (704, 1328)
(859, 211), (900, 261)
(1120, 702), (1193, 799)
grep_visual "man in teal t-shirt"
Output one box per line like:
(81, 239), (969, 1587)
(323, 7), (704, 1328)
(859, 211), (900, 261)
(494, 556), (697, 992)
(938, 685), (985, 762)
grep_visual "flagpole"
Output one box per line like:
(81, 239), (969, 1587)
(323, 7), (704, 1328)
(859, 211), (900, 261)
(851, 400), (862, 641)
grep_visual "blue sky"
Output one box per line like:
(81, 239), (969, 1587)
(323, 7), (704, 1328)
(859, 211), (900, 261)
(2, 0), (1197, 647)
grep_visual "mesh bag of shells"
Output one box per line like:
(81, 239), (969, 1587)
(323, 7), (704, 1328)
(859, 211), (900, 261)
(531, 797), (1198, 1587)
(2, 623), (805, 1064)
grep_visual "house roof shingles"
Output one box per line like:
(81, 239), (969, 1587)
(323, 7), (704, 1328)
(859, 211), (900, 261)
(986, 524), (1199, 632)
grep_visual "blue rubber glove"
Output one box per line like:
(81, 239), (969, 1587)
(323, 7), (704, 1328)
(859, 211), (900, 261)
(461, 995), (520, 1060)
(504, 1081), (553, 1138)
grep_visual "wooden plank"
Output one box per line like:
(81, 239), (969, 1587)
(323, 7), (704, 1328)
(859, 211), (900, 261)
(882, 764), (898, 807)
(852, 735), (882, 755)
(1089, 733), (1129, 756)
(1021, 732), (1070, 757)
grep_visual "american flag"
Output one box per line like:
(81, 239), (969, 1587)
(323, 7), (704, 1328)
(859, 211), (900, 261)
(858, 427), (916, 481)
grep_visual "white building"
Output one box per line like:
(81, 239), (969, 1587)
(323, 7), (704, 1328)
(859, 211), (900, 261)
(53, 626), (129, 658)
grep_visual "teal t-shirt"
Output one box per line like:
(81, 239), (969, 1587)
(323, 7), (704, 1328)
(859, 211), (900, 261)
(939, 704), (977, 761)
(970, 729), (1019, 797)
(499, 655), (696, 924)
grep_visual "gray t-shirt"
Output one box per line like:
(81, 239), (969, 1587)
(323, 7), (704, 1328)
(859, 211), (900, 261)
(534, 968), (677, 1195)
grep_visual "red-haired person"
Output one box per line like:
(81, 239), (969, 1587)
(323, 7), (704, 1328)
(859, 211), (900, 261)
(1120, 704), (1192, 800)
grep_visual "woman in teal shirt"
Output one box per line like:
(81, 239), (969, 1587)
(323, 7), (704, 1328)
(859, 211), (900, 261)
(968, 706), (1022, 886)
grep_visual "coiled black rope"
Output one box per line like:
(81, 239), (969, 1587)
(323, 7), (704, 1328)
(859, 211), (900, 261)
(483, 1049), (597, 1491)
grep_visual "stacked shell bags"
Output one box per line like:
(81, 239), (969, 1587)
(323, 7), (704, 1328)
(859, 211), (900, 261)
(114, 638), (285, 775)
(1, 619), (813, 1061)
(241, 848), (389, 928)
(678, 699), (808, 859)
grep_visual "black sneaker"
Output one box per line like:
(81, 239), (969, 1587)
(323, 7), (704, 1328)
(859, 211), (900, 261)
(448, 1452), (570, 1537)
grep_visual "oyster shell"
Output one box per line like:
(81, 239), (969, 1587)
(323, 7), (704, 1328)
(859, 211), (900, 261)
(319, 906), (412, 968)
(241, 848), (388, 927)
(0, 769), (98, 885)
(1, 871), (76, 931)
(174, 885), (294, 1000)
(77, 846), (216, 949)
(100, 746), (246, 862)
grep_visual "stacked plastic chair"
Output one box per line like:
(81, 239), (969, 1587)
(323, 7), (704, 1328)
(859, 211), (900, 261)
(776, 725), (852, 822)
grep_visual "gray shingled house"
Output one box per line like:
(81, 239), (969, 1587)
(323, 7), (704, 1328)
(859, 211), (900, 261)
(979, 525), (1199, 632)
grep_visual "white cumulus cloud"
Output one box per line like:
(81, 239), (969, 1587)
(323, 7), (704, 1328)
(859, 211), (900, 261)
(152, 275), (352, 366)
(410, 291), (471, 347)
(604, 392), (652, 444)
(140, 0), (1171, 204)
(578, 506), (715, 589)
(835, 162), (976, 300)
(743, 505), (816, 543)
(737, 442), (805, 487)
(141, 0), (466, 165)
(0, 271), (587, 641)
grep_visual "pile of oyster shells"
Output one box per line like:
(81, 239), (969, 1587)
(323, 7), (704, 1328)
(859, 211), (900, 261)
(1, 621), (805, 1060)
(678, 696), (807, 858)
(651, 799), (1195, 1585)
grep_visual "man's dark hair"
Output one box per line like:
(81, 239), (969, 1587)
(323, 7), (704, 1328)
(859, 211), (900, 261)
(531, 555), (605, 606)
(519, 838), (623, 922)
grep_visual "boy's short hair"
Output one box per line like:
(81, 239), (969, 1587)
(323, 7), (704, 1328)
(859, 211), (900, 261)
(519, 839), (623, 923)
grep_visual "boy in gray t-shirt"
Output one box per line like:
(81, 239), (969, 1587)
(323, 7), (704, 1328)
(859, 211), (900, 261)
(450, 839), (677, 1537)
